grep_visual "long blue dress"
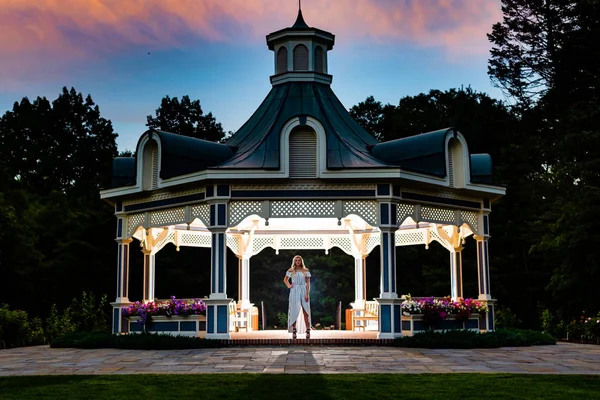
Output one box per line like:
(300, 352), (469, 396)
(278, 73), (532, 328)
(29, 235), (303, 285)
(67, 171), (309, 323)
(287, 270), (311, 333)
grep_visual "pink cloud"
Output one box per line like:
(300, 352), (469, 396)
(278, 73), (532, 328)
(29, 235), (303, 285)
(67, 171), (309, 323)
(0, 0), (501, 84)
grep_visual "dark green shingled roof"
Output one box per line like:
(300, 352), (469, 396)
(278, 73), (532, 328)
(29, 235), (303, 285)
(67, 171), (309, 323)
(220, 81), (386, 169)
(370, 127), (494, 182)
(111, 157), (136, 187)
(151, 130), (234, 179)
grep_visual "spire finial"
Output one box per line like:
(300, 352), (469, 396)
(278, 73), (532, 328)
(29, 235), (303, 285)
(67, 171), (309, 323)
(299, 0), (301, 11)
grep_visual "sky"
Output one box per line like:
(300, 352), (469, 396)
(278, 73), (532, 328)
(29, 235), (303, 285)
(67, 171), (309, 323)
(0, 0), (505, 152)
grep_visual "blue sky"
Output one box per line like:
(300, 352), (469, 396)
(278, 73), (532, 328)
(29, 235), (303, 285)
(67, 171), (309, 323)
(0, 0), (505, 152)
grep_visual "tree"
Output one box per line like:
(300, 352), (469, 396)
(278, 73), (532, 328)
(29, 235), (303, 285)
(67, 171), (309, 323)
(0, 87), (118, 196)
(146, 95), (225, 142)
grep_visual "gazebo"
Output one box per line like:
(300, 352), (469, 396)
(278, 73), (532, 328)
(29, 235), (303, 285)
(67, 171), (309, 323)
(100, 9), (505, 339)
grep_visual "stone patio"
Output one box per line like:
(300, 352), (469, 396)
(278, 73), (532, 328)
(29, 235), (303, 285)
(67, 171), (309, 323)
(0, 342), (599, 375)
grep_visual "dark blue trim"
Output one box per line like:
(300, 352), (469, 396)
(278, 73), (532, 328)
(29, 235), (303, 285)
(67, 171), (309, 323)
(217, 305), (227, 333)
(402, 192), (480, 209)
(393, 305), (401, 333)
(401, 321), (411, 330)
(113, 309), (120, 334)
(115, 201), (123, 212)
(117, 218), (123, 237)
(440, 319), (463, 330)
(391, 203), (397, 226)
(299, 115), (307, 125)
(483, 198), (490, 209)
(212, 235), (217, 293)
(381, 305), (391, 332)
(413, 321), (426, 331)
(466, 318), (479, 329)
(377, 184), (390, 196)
(382, 233), (389, 292)
(210, 204), (216, 226)
(483, 215), (489, 235)
(231, 189), (375, 198)
(488, 305), (494, 331)
(206, 185), (214, 198)
(207, 306), (214, 333)
(199, 321), (206, 331)
(124, 193), (205, 212)
(217, 204), (226, 226)
(380, 204), (389, 225)
(217, 185), (230, 197)
(150, 322), (179, 331)
(130, 322), (143, 332)
(393, 185), (401, 197)
(484, 241), (491, 295)
(144, 255), (150, 299)
(456, 252), (461, 296)
(117, 245), (122, 297)
(478, 242), (484, 293)
(180, 321), (197, 331)
(218, 234), (225, 293)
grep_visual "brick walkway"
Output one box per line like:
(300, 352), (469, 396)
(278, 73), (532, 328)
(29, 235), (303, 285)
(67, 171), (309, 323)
(1, 343), (599, 375)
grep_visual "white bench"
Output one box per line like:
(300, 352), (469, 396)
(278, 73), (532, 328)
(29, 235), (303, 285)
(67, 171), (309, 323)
(229, 301), (250, 332)
(352, 300), (379, 331)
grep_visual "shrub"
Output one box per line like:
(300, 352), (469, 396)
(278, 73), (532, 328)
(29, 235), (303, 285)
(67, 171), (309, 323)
(45, 291), (109, 341)
(495, 306), (522, 329)
(276, 312), (287, 328)
(393, 328), (556, 348)
(0, 304), (29, 347)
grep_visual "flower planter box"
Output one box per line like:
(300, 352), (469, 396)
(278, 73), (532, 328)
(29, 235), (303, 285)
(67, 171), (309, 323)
(127, 315), (206, 338)
(401, 313), (481, 336)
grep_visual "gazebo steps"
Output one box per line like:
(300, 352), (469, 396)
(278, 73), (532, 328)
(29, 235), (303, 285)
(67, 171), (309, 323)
(218, 338), (395, 346)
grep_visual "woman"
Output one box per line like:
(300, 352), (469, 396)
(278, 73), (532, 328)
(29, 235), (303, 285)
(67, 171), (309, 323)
(283, 255), (312, 339)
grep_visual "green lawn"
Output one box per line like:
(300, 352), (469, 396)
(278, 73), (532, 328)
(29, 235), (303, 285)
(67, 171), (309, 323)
(0, 374), (599, 400)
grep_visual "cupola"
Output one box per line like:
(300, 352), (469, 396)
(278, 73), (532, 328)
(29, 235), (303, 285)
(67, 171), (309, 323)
(266, 7), (335, 86)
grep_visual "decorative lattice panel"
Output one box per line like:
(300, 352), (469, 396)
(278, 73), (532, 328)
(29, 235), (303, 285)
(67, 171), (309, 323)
(397, 203), (415, 224)
(149, 207), (186, 227)
(229, 201), (262, 226)
(420, 206), (455, 224)
(460, 211), (478, 232)
(252, 236), (275, 255)
(154, 231), (175, 252)
(226, 235), (241, 255)
(429, 229), (452, 251)
(191, 204), (210, 227)
(395, 230), (426, 246)
(330, 236), (353, 255)
(271, 201), (335, 217)
(127, 213), (146, 237)
(179, 232), (211, 247)
(343, 201), (377, 225)
(278, 237), (323, 249)
(365, 234), (381, 254)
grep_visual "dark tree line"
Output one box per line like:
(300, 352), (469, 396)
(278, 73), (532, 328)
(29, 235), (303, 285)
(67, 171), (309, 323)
(1, 0), (599, 329)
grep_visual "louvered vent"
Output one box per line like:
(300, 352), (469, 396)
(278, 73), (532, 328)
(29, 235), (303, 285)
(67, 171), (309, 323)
(289, 129), (317, 178)
(293, 44), (309, 71)
(151, 145), (159, 189)
(314, 47), (324, 73)
(448, 147), (454, 187)
(277, 47), (288, 74)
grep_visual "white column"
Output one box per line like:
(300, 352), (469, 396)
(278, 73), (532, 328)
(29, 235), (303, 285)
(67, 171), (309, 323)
(143, 250), (156, 302)
(450, 248), (463, 300)
(240, 255), (251, 309)
(354, 255), (366, 303)
(475, 236), (492, 300)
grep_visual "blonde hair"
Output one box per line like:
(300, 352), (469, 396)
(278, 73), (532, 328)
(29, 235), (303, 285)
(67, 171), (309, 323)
(287, 255), (309, 276)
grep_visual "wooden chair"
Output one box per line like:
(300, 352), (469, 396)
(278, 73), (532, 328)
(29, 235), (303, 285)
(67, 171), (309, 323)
(352, 300), (379, 331)
(229, 301), (249, 332)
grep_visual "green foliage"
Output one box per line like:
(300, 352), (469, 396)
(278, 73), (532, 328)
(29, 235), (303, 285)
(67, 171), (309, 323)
(276, 312), (287, 328)
(495, 307), (522, 329)
(0, 304), (29, 347)
(146, 95), (225, 142)
(45, 292), (109, 341)
(394, 329), (556, 349)
(50, 332), (222, 350)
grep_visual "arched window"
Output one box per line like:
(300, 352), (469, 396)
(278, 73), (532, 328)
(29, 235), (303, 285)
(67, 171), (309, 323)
(142, 139), (159, 190)
(314, 46), (324, 73)
(448, 138), (465, 188)
(276, 47), (288, 74)
(293, 44), (309, 71)
(289, 127), (317, 178)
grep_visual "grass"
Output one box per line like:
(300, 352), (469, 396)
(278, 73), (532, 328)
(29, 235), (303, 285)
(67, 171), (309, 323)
(0, 374), (599, 400)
